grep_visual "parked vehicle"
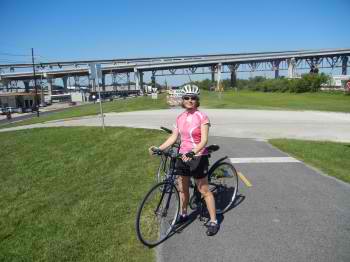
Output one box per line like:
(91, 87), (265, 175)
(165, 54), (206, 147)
(6, 107), (21, 113)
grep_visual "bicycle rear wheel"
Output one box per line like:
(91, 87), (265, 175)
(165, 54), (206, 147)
(209, 162), (238, 214)
(135, 182), (180, 247)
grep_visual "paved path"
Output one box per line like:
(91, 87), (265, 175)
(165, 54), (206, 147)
(157, 136), (350, 262)
(0, 103), (82, 125)
(1, 109), (350, 142)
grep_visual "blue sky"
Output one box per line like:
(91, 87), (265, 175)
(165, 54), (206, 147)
(0, 0), (349, 84)
(1, 0), (349, 61)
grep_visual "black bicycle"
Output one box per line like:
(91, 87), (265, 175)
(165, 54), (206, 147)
(135, 127), (239, 247)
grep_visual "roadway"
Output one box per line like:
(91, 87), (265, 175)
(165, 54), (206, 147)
(157, 136), (350, 262)
(0, 109), (62, 125)
(2, 109), (349, 142)
(0, 103), (85, 126)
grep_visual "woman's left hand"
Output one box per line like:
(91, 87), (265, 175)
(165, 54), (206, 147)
(181, 155), (191, 162)
(182, 151), (195, 162)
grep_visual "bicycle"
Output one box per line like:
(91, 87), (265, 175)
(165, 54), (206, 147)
(135, 127), (239, 247)
(155, 127), (179, 183)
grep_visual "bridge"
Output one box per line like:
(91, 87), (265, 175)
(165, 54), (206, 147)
(0, 48), (349, 94)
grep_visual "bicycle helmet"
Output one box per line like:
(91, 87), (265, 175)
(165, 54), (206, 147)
(181, 84), (200, 97)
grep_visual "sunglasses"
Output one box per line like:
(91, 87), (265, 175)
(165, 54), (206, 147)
(183, 96), (198, 101)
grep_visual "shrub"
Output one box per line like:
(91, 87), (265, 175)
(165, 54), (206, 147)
(289, 73), (329, 93)
(190, 73), (329, 93)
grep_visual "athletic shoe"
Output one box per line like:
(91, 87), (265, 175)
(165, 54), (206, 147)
(176, 214), (189, 224)
(206, 221), (220, 236)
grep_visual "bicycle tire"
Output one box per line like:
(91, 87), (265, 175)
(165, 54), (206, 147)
(135, 182), (180, 247)
(208, 162), (238, 214)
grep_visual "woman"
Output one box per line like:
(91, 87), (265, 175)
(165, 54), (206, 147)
(149, 85), (219, 236)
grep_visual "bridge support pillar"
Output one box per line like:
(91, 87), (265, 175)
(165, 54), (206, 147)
(90, 78), (96, 92)
(3, 80), (10, 92)
(342, 56), (348, 75)
(47, 78), (53, 98)
(102, 74), (106, 91)
(74, 75), (79, 91)
(134, 69), (140, 92)
(140, 71), (144, 94)
(211, 66), (215, 90)
(229, 64), (239, 88)
(23, 80), (31, 93)
(273, 60), (280, 79)
(216, 63), (222, 92)
(230, 70), (236, 88)
(126, 72), (130, 91)
(0, 80), (4, 92)
(151, 74), (156, 91)
(275, 68), (279, 79)
(62, 76), (68, 92)
(287, 58), (296, 78)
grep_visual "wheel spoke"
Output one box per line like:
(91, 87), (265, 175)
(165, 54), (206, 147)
(136, 182), (179, 246)
(209, 162), (238, 214)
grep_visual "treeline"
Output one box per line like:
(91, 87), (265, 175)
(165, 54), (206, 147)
(193, 73), (330, 93)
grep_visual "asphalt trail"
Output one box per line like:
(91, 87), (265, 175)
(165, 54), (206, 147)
(156, 136), (350, 262)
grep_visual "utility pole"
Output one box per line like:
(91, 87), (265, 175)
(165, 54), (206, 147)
(31, 48), (40, 117)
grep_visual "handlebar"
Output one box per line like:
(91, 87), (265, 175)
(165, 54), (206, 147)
(151, 144), (220, 158)
(160, 126), (172, 134)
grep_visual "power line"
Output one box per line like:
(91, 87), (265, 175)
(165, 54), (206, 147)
(0, 50), (57, 63)
(0, 52), (32, 57)
(0, 53), (56, 65)
(0, 59), (32, 63)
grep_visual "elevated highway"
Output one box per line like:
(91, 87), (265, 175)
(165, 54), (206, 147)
(0, 48), (349, 93)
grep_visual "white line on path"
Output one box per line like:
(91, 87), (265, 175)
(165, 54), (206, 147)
(230, 157), (301, 164)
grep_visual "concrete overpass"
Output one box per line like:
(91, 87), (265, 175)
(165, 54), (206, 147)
(0, 48), (349, 93)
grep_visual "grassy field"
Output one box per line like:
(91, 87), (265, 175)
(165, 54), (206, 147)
(269, 139), (350, 183)
(201, 90), (350, 112)
(0, 127), (168, 262)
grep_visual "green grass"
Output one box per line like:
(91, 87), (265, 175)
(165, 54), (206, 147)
(0, 127), (168, 262)
(0, 94), (168, 129)
(269, 139), (350, 183)
(200, 90), (350, 112)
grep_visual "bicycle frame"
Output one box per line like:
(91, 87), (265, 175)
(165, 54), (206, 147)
(155, 183), (174, 218)
(154, 141), (228, 222)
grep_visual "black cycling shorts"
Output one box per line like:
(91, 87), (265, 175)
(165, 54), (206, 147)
(175, 155), (209, 179)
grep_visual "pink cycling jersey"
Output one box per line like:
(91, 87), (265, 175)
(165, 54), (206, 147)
(174, 109), (210, 155)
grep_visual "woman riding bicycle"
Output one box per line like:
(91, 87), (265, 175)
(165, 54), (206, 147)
(149, 85), (219, 236)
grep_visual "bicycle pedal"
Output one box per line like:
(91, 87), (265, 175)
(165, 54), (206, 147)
(202, 219), (210, 226)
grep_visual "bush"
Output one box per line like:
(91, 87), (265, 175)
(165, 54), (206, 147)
(288, 73), (329, 93)
(248, 73), (329, 93)
(190, 73), (329, 93)
(193, 79), (212, 90)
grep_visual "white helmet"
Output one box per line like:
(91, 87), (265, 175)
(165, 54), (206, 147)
(181, 84), (200, 97)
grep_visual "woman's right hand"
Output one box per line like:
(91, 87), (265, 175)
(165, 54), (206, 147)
(148, 146), (159, 155)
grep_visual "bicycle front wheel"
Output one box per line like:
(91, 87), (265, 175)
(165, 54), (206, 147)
(157, 156), (170, 183)
(209, 162), (238, 214)
(135, 182), (180, 247)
